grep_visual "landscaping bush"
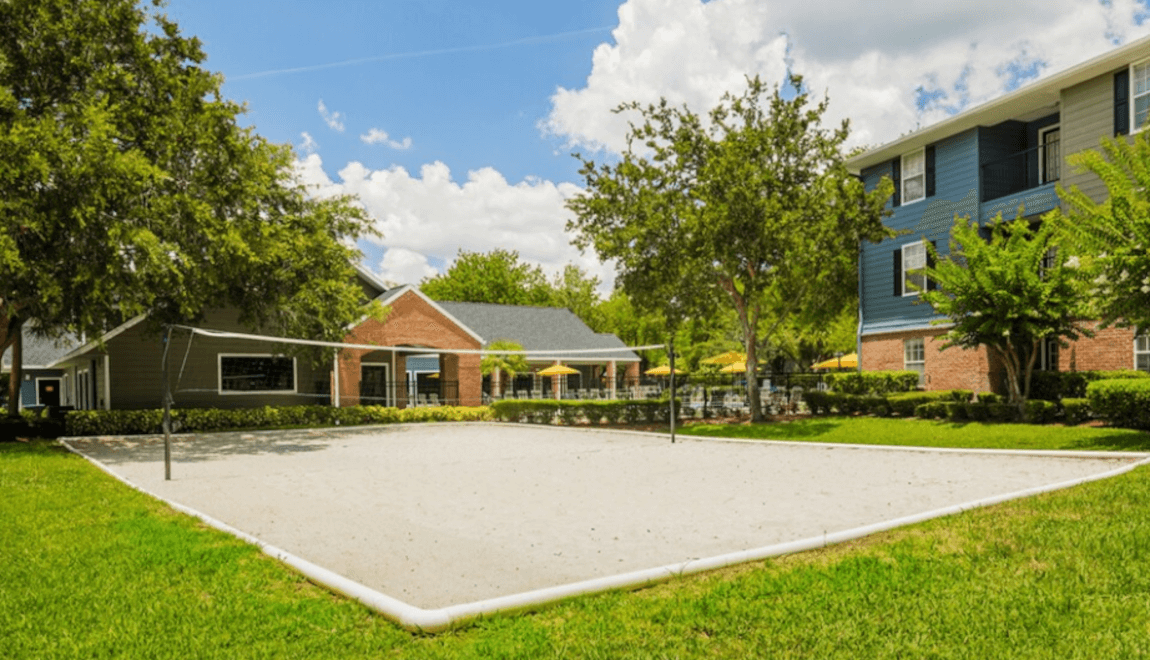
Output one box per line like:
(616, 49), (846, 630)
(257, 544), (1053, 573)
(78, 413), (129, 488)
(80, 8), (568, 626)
(66, 405), (493, 437)
(948, 390), (974, 403)
(914, 402), (947, 419)
(1028, 371), (1063, 401)
(1063, 370), (1150, 398)
(804, 391), (830, 415)
(824, 371), (920, 395)
(888, 391), (961, 417)
(1024, 400), (1058, 424)
(988, 403), (1020, 423)
(1086, 379), (1150, 430)
(863, 396), (891, 417)
(1061, 398), (1092, 425)
(944, 402), (967, 422)
(964, 402), (991, 422)
(977, 392), (1002, 404)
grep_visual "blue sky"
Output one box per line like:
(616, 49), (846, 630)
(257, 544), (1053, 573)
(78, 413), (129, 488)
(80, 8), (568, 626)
(164, 0), (1150, 289)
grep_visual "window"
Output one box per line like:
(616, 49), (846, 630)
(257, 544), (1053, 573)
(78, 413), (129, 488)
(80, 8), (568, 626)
(1134, 60), (1150, 132)
(1038, 125), (1060, 184)
(1038, 336), (1060, 372)
(219, 355), (296, 394)
(904, 338), (925, 385)
(1137, 335), (1150, 373)
(901, 149), (926, 204)
(902, 242), (927, 296)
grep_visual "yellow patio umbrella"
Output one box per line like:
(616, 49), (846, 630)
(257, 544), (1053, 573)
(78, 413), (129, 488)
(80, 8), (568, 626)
(701, 350), (746, 365)
(538, 364), (580, 376)
(811, 352), (858, 370)
(719, 362), (747, 374)
(645, 364), (686, 376)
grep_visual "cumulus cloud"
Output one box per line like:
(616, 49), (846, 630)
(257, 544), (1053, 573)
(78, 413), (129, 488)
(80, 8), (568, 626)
(544, 0), (1150, 153)
(293, 154), (615, 290)
(318, 99), (345, 132)
(360, 127), (413, 150)
(298, 131), (318, 155)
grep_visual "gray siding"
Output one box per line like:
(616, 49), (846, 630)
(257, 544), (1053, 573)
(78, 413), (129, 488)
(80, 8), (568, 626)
(860, 128), (978, 335)
(1061, 69), (1120, 205)
(108, 310), (332, 410)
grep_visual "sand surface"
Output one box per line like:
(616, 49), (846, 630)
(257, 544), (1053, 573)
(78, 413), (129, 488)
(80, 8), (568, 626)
(67, 423), (1141, 609)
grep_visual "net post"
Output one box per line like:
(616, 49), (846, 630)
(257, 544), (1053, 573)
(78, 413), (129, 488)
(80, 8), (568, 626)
(333, 352), (341, 408)
(668, 339), (676, 444)
(162, 324), (173, 481)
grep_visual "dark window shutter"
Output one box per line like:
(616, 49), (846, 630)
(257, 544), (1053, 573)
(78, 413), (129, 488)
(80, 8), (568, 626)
(927, 240), (938, 291)
(893, 248), (903, 296)
(891, 158), (901, 207)
(1115, 69), (1130, 136)
(925, 146), (936, 197)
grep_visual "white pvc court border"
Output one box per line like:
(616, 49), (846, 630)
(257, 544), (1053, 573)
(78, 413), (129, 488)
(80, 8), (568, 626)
(61, 431), (1150, 633)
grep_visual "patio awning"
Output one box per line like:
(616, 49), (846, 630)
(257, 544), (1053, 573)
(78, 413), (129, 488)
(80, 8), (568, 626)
(645, 365), (686, 376)
(811, 353), (858, 370)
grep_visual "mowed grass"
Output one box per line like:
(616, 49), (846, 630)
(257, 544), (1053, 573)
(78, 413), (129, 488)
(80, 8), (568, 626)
(679, 415), (1150, 452)
(3, 435), (1150, 658)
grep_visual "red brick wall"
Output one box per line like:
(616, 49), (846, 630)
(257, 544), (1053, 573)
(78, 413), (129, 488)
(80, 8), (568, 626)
(341, 291), (483, 408)
(862, 323), (1141, 394)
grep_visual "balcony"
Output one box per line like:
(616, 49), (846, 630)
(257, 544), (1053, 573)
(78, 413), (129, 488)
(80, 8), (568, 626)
(980, 138), (1060, 203)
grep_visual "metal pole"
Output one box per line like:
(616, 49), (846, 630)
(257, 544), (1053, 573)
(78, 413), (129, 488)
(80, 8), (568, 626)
(668, 339), (676, 444)
(162, 325), (172, 481)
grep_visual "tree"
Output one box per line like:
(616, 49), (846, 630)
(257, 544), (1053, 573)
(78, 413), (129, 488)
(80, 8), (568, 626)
(420, 248), (553, 307)
(920, 214), (1093, 410)
(549, 265), (604, 331)
(568, 75), (893, 421)
(0, 0), (375, 415)
(1054, 133), (1150, 331)
(480, 339), (529, 398)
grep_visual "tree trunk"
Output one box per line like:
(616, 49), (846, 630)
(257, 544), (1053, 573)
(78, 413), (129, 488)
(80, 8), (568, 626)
(7, 324), (23, 417)
(746, 337), (762, 422)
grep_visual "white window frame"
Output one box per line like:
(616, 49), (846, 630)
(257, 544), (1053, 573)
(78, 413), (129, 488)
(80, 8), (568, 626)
(35, 377), (62, 407)
(1132, 59), (1150, 133)
(1136, 334), (1150, 372)
(218, 353), (297, 395)
(1037, 124), (1060, 184)
(360, 362), (392, 408)
(902, 242), (928, 297)
(904, 338), (926, 385)
(901, 148), (926, 205)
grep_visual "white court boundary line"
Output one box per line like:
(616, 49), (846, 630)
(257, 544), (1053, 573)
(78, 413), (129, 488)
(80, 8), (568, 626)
(61, 426), (1150, 633)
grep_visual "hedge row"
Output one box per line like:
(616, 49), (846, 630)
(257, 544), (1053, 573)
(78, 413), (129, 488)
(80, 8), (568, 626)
(1028, 369), (1150, 401)
(823, 371), (921, 395)
(490, 399), (681, 425)
(65, 405), (493, 437)
(807, 389), (1092, 425)
(1086, 379), (1150, 430)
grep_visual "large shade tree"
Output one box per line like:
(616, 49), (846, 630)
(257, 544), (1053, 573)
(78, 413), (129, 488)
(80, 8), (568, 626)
(0, 0), (375, 415)
(568, 75), (893, 421)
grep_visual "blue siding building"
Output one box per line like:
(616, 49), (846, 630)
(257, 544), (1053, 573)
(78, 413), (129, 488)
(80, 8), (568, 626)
(848, 36), (1150, 392)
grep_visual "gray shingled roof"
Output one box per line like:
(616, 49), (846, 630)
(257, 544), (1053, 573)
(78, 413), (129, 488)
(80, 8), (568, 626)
(436, 301), (640, 361)
(2, 330), (82, 369)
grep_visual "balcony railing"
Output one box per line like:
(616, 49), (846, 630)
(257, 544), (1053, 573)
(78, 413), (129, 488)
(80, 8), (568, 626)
(980, 138), (1060, 202)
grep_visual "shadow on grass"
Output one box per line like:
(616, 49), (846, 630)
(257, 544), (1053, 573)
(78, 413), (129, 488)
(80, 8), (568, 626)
(1066, 430), (1150, 451)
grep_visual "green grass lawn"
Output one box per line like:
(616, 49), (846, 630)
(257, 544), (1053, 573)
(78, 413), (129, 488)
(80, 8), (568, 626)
(678, 415), (1150, 452)
(3, 430), (1150, 658)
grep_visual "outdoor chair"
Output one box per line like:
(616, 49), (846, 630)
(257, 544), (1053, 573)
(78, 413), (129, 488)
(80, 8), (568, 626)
(429, 393), (440, 406)
(417, 393), (428, 406)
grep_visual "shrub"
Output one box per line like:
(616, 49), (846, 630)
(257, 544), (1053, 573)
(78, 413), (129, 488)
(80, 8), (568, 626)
(66, 405), (493, 437)
(1063, 370), (1150, 398)
(888, 391), (959, 417)
(1028, 371), (1063, 401)
(1087, 379), (1150, 430)
(988, 403), (1020, 423)
(804, 391), (831, 415)
(862, 396), (891, 417)
(914, 402), (947, 419)
(949, 390), (974, 403)
(977, 392), (1002, 404)
(1061, 398), (1092, 425)
(1024, 400), (1058, 424)
(944, 402), (967, 422)
(964, 402), (991, 422)
(824, 371), (920, 395)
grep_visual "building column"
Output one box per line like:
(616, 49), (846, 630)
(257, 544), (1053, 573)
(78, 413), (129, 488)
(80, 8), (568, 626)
(607, 360), (617, 400)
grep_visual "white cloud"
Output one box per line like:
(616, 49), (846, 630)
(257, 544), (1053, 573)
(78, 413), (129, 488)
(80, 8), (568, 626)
(293, 154), (615, 291)
(360, 127), (413, 150)
(318, 99), (345, 132)
(376, 247), (438, 285)
(544, 0), (1150, 153)
(298, 131), (318, 155)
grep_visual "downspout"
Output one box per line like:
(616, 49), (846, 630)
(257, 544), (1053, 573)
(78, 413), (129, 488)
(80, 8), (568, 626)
(103, 354), (111, 410)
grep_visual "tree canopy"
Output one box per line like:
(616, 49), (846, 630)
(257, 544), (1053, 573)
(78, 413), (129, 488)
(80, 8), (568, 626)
(0, 0), (376, 414)
(420, 248), (553, 307)
(920, 214), (1093, 408)
(1054, 132), (1150, 331)
(568, 75), (893, 421)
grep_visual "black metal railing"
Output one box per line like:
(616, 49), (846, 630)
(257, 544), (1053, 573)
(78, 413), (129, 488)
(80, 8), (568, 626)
(354, 380), (460, 407)
(981, 138), (1060, 202)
